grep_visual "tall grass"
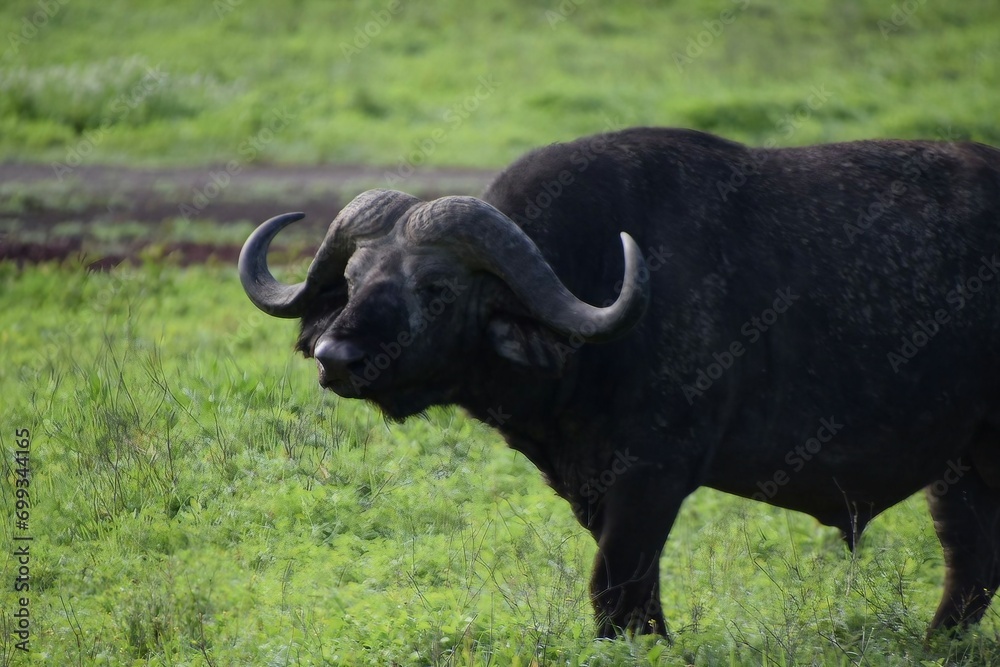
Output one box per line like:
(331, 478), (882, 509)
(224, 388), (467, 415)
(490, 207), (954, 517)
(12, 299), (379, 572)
(2, 260), (1000, 665)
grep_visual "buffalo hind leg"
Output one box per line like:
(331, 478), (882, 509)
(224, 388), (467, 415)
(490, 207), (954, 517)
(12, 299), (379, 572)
(926, 456), (1000, 631)
(588, 464), (685, 638)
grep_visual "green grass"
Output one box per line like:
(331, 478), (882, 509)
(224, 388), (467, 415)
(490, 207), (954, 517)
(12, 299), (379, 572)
(3, 0), (1000, 664)
(1, 0), (998, 168)
(3, 261), (1000, 665)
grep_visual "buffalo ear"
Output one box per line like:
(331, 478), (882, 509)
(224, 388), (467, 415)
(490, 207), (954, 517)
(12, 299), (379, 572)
(487, 315), (568, 376)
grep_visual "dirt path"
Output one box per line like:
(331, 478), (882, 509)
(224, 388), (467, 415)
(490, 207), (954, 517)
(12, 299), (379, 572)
(0, 162), (496, 267)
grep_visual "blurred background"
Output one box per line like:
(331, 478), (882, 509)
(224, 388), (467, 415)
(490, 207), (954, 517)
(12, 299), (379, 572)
(1, 0), (998, 263)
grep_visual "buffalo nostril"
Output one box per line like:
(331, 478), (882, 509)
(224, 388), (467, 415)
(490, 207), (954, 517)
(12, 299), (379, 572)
(314, 338), (366, 375)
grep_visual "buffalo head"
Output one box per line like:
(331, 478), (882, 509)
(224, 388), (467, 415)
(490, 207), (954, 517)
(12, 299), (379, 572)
(239, 189), (648, 419)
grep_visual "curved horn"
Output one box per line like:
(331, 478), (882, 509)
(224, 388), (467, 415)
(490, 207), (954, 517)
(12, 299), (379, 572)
(239, 212), (311, 318)
(406, 197), (650, 342)
(240, 190), (422, 319)
(304, 189), (422, 288)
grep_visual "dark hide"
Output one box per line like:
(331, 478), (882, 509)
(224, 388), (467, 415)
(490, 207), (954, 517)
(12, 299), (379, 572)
(282, 127), (1000, 637)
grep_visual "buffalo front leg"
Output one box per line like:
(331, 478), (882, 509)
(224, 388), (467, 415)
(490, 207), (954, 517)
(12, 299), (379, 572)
(587, 464), (686, 638)
(926, 455), (1000, 632)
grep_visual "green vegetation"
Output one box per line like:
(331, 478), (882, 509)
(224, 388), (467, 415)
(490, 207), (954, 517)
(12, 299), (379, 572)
(1, 0), (998, 168)
(2, 261), (999, 665)
(4, 0), (1000, 664)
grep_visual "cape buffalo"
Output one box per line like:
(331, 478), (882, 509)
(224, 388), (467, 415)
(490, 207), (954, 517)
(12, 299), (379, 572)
(239, 127), (1000, 638)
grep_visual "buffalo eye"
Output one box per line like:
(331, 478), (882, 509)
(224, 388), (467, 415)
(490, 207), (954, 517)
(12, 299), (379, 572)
(316, 284), (348, 307)
(417, 278), (451, 302)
